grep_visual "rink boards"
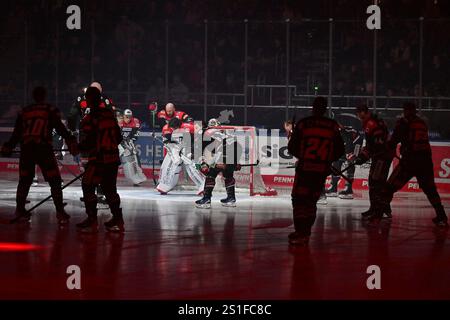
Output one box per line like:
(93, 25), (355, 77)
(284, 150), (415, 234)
(0, 129), (449, 194)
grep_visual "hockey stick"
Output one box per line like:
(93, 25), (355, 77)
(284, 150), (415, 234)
(10, 148), (70, 154)
(238, 160), (260, 167)
(150, 106), (158, 186)
(10, 171), (85, 224)
(281, 162), (352, 184)
(260, 162), (296, 168)
(329, 165), (353, 184)
(340, 148), (399, 174)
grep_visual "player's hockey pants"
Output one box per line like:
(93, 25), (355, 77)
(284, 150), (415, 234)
(292, 171), (328, 237)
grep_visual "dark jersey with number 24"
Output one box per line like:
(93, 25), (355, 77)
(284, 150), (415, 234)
(288, 116), (345, 174)
(79, 108), (122, 164)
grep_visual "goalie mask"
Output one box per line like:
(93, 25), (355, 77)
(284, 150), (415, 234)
(208, 118), (220, 127)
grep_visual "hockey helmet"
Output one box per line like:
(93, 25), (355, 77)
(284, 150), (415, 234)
(208, 118), (220, 127)
(90, 81), (103, 93)
(124, 109), (133, 117)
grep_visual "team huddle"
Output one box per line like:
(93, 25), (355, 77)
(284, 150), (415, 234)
(0, 84), (448, 242)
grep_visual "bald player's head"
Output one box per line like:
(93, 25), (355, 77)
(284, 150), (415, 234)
(90, 81), (103, 93)
(165, 103), (176, 116)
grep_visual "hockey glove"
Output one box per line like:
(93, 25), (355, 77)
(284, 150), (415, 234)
(346, 153), (356, 162)
(198, 162), (210, 175)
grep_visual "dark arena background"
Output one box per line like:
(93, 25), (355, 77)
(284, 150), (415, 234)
(0, 0), (449, 312)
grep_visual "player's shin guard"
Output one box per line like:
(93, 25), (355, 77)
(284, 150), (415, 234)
(221, 178), (236, 207)
(77, 200), (98, 233)
(204, 176), (215, 198)
(78, 184), (99, 232)
(292, 197), (316, 238)
(16, 179), (32, 212)
(196, 178), (214, 209)
(50, 180), (70, 224)
(49, 180), (65, 212)
(326, 176), (339, 197)
(12, 179), (33, 223)
(338, 181), (354, 199)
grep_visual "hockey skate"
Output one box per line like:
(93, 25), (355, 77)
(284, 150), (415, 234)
(104, 217), (125, 232)
(288, 232), (309, 246)
(361, 208), (373, 219)
(362, 206), (392, 219)
(432, 206), (448, 228)
(220, 195), (236, 207)
(104, 209), (125, 232)
(367, 211), (384, 226)
(76, 217), (99, 233)
(383, 206), (393, 219)
(195, 196), (211, 209)
(338, 185), (353, 199)
(10, 208), (32, 224)
(156, 187), (168, 195)
(432, 216), (449, 228)
(56, 210), (71, 225)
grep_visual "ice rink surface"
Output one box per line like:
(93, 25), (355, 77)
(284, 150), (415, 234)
(0, 175), (449, 300)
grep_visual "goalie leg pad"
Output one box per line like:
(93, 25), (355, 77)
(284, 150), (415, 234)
(182, 158), (206, 195)
(122, 154), (147, 185)
(156, 154), (182, 193)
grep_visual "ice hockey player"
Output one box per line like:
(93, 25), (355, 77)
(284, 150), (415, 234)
(195, 118), (242, 209)
(76, 87), (124, 233)
(157, 102), (192, 127)
(287, 97), (345, 245)
(326, 125), (362, 199)
(67, 81), (115, 204)
(156, 117), (205, 195)
(370, 102), (448, 227)
(118, 109), (147, 186)
(0, 87), (78, 224)
(67, 82), (116, 130)
(355, 105), (393, 219)
(284, 120), (294, 140)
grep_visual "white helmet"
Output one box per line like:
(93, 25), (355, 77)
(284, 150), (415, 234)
(208, 118), (220, 127)
(124, 109), (133, 117)
(90, 81), (103, 93)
